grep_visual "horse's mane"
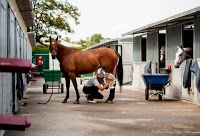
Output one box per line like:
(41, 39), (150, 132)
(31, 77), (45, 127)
(68, 46), (81, 51)
(184, 47), (192, 52)
(183, 47), (193, 57)
(55, 43), (81, 61)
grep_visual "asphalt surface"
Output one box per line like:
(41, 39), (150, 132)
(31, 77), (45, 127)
(4, 77), (200, 136)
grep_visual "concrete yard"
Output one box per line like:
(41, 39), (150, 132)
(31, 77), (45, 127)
(4, 77), (200, 136)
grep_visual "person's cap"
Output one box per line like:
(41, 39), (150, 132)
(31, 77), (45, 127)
(97, 73), (104, 79)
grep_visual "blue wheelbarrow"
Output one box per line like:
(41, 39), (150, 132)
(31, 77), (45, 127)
(141, 74), (170, 100)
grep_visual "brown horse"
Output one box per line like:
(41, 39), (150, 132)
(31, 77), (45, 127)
(49, 36), (123, 104)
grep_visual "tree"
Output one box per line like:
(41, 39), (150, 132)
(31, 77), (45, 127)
(90, 34), (104, 45)
(78, 39), (87, 47)
(78, 33), (111, 49)
(32, 0), (80, 44)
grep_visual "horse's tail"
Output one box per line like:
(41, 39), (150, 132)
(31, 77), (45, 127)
(115, 51), (123, 91)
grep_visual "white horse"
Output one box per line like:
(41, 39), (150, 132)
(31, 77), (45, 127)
(160, 45), (165, 63)
(174, 45), (192, 68)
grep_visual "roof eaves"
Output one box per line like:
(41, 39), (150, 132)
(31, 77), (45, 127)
(121, 6), (200, 37)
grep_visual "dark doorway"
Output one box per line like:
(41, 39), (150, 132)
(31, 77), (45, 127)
(182, 22), (193, 58)
(141, 37), (146, 61)
(159, 33), (166, 69)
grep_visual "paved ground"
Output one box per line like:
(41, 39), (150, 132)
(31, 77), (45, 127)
(4, 77), (200, 136)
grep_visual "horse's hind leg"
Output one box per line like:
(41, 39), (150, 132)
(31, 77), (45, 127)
(105, 84), (116, 103)
(105, 88), (115, 103)
(62, 73), (70, 103)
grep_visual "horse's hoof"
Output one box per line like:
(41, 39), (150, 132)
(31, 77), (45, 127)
(74, 101), (80, 104)
(105, 100), (113, 103)
(62, 100), (67, 103)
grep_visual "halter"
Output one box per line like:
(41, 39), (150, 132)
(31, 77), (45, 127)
(49, 40), (58, 59)
(49, 40), (59, 53)
(174, 46), (192, 68)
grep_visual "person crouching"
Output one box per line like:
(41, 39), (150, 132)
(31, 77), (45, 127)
(82, 73), (113, 103)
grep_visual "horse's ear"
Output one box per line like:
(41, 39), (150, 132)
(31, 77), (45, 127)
(177, 45), (184, 51)
(180, 45), (183, 49)
(49, 36), (51, 41)
(56, 36), (58, 41)
(180, 45), (184, 51)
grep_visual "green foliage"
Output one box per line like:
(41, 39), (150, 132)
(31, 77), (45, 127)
(72, 46), (87, 50)
(79, 46), (87, 50)
(78, 33), (111, 47)
(78, 39), (87, 47)
(90, 34), (104, 44)
(32, 0), (80, 41)
(32, 45), (49, 52)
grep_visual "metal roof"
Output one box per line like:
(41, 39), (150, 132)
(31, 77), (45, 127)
(122, 6), (200, 36)
(16, 0), (35, 27)
(27, 32), (36, 46)
(84, 37), (133, 50)
(83, 39), (117, 50)
(16, 0), (36, 46)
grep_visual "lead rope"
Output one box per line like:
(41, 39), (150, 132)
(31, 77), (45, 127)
(38, 59), (54, 104)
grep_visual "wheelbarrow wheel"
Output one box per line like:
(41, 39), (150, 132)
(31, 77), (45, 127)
(61, 83), (64, 93)
(158, 93), (162, 100)
(145, 86), (149, 100)
(43, 84), (47, 94)
(158, 88), (165, 100)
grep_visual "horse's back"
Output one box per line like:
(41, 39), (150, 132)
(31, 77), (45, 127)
(78, 47), (116, 60)
(67, 47), (117, 74)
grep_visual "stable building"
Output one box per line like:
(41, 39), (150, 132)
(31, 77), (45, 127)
(122, 6), (200, 104)
(0, 0), (35, 134)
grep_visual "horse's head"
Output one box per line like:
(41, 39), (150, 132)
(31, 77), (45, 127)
(160, 45), (165, 63)
(49, 36), (59, 59)
(174, 45), (192, 68)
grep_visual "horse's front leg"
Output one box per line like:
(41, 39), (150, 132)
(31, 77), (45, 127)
(71, 78), (80, 104)
(62, 73), (70, 103)
(67, 72), (79, 104)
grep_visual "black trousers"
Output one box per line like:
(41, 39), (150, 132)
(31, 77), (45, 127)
(82, 86), (103, 100)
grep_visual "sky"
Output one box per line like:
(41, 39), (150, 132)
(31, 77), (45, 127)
(65, 0), (200, 42)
